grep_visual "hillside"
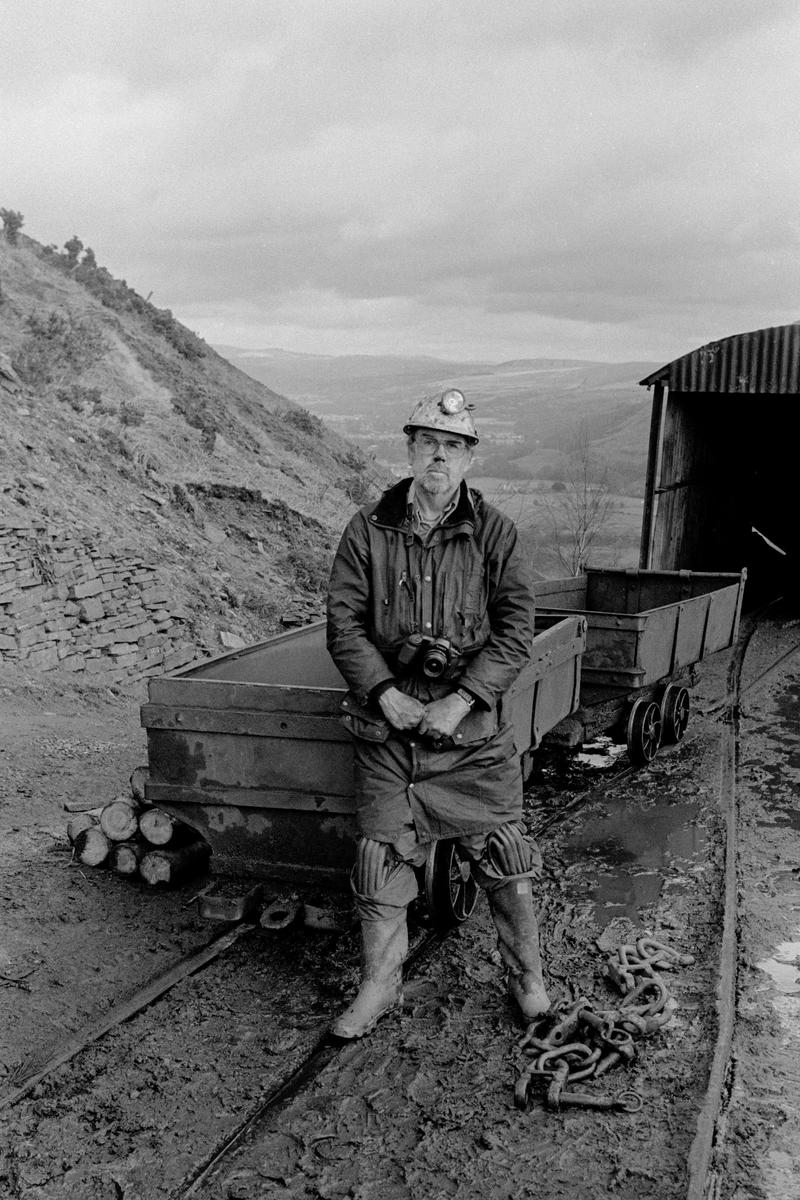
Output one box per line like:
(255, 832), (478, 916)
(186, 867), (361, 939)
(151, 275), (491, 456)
(217, 346), (660, 493)
(0, 228), (385, 670)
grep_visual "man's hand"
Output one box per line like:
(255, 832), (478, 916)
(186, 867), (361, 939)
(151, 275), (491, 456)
(378, 686), (426, 731)
(417, 693), (471, 742)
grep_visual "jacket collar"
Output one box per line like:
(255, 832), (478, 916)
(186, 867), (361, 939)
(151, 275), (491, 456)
(371, 477), (477, 532)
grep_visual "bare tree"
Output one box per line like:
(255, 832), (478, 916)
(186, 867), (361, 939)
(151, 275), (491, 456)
(542, 420), (614, 575)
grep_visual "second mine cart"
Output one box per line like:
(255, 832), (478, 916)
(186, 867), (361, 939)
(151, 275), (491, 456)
(534, 567), (747, 764)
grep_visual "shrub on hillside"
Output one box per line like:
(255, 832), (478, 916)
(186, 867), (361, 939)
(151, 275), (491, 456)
(342, 446), (368, 471)
(171, 382), (219, 450)
(282, 407), (324, 437)
(132, 446), (161, 477)
(56, 384), (104, 414)
(64, 235), (84, 267)
(148, 307), (206, 360)
(97, 426), (132, 460)
(283, 545), (331, 593)
(12, 310), (105, 389)
(119, 400), (145, 427)
(241, 590), (282, 623)
(1, 208), (24, 244)
(339, 473), (374, 506)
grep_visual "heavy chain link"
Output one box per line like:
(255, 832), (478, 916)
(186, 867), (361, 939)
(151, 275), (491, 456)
(515, 937), (695, 1113)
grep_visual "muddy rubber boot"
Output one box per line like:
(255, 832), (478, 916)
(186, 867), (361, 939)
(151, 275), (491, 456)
(488, 880), (550, 1020)
(330, 913), (408, 1040)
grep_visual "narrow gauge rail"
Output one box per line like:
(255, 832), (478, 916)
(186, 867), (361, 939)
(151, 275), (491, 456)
(2, 609), (796, 1199)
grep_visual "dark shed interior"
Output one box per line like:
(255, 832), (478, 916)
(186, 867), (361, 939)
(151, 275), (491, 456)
(639, 324), (800, 605)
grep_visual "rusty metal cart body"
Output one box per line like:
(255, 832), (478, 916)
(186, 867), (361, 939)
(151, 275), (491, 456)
(140, 614), (586, 925)
(533, 567), (746, 764)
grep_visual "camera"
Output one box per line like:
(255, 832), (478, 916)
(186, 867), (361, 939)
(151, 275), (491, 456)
(397, 633), (454, 679)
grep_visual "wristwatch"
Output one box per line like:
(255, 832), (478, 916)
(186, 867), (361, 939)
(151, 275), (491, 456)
(455, 687), (475, 709)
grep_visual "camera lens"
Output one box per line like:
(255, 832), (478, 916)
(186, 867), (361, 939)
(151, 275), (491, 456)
(422, 646), (449, 678)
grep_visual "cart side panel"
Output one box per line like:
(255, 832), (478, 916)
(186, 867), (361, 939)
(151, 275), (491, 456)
(531, 576), (588, 610)
(504, 615), (585, 752)
(146, 678), (343, 715)
(140, 791), (356, 883)
(634, 579), (744, 683)
(579, 624), (647, 690)
(530, 650), (583, 748)
(145, 724), (354, 795)
(700, 577), (747, 655)
(143, 669), (357, 878)
(583, 568), (746, 615)
(583, 569), (691, 613)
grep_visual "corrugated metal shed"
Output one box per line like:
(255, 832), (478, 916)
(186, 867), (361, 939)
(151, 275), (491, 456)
(640, 322), (800, 394)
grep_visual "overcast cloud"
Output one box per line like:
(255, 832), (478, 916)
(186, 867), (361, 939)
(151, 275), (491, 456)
(2, 0), (799, 362)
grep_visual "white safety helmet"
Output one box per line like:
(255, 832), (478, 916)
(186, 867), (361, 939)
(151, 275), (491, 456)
(402, 388), (479, 444)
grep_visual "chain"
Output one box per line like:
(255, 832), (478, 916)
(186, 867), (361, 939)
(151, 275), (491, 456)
(515, 937), (695, 1113)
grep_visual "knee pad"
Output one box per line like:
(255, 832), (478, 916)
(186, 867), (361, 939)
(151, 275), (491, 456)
(351, 837), (419, 918)
(484, 823), (541, 880)
(354, 837), (393, 896)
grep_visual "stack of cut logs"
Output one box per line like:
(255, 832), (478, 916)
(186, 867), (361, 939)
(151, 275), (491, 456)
(66, 766), (211, 887)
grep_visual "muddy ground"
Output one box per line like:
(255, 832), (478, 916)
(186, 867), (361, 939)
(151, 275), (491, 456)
(1, 618), (799, 1199)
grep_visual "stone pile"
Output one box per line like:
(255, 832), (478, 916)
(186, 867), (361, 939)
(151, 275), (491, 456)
(0, 520), (199, 684)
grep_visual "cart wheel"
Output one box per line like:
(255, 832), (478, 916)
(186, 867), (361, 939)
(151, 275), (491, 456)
(626, 699), (662, 766)
(424, 839), (479, 930)
(661, 684), (690, 744)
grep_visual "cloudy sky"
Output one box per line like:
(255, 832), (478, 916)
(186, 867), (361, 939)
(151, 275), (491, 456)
(2, 1), (799, 363)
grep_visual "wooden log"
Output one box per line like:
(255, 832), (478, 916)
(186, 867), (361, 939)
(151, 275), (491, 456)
(100, 800), (140, 842)
(63, 797), (104, 814)
(138, 807), (186, 846)
(67, 812), (99, 845)
(140, 839), (211, 887)
(73, 826), (110, 867)
(108, 840), (146, 877)
(129, 765), (149, 803)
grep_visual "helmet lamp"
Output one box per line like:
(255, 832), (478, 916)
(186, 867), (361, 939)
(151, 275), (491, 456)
(440, 389), (466, 415)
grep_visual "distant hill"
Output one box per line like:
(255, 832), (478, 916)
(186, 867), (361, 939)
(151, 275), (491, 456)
(0, 227), (386, 656)
(217, 346), (661, 494)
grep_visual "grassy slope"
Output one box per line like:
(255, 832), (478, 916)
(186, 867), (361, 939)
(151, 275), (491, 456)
(0, 234), (384, 655)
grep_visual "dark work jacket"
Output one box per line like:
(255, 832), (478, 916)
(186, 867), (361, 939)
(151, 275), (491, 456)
(326, 478), (535, 723)
(327, 479), (535, 840)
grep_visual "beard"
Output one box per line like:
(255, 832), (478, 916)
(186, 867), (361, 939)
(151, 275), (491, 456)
(417, 468), (454, 496)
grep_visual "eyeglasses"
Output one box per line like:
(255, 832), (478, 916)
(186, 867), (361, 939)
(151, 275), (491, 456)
(414, 434), (471, 459)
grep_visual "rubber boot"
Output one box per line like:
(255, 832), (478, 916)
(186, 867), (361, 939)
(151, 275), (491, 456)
(330, 913), (408, 1040)
(488, 879), (550, 1020)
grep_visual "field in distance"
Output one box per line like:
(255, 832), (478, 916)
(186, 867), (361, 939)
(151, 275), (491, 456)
(472, 476), (644, 578)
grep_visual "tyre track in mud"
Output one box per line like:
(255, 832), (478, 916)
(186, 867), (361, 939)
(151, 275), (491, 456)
(2, 614), (797, 1199)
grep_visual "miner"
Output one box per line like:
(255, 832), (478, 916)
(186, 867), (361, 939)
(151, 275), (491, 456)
(326, 388), (549, 1039)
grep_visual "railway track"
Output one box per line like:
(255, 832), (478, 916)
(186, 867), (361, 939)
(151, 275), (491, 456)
(3, 610), (799, 1199)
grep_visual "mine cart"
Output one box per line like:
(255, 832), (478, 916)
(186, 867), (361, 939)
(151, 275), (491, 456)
(140, 614), (586, 927)
(534, 567), (747, 765)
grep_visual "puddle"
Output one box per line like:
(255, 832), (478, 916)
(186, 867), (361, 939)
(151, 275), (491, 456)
(757, 939), (800, 996)
(559, 795), (708, 924)
(758, 806), (800, 832)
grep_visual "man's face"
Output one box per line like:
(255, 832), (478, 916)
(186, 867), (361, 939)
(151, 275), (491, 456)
(407, 428), (474, 497)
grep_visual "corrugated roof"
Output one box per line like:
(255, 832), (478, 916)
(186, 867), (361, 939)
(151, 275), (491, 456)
(639, 322), (800, 394)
